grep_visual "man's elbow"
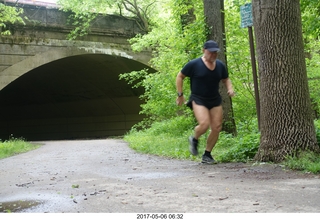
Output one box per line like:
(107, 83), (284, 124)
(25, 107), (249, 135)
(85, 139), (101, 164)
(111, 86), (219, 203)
(177, 72), (185, 80)
(222, 78), (229, 83)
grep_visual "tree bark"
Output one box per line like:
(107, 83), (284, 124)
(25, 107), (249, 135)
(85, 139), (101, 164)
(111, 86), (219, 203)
(252, 0), (319, 162)
(203, 0), (237, 135)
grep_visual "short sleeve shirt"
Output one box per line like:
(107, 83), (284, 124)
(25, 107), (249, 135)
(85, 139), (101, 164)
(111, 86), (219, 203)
(181, 58), (228, 99)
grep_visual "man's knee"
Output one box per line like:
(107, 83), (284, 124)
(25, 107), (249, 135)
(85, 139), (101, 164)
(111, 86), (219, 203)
(211, 123), (222, 133)
(198, 122), (210, 131)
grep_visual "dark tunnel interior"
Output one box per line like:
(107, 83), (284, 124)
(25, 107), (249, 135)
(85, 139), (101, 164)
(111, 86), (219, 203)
(0, 54), (155, 141)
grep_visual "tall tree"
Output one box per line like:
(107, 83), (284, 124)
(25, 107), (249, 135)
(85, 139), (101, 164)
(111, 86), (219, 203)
(203, 0), (236, 135)
(252, 0), (319, 162)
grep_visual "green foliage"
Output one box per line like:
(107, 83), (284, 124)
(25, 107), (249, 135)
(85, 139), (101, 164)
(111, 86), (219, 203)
(317, 128), (320, 146)
(58, 0), (107, 39)
(300, 0), (320, 119)
(58, 0), (161, 37)
(216, 132), (260, 163)
(212, 119), (260, 163)
(0, 3), (25, 35)
(66, 12), (97, 40)
(58, 0), (119, 15)
(300, 0), (320, 41)
(315, 120), (320, 145)
(124, 115), (196, 159)
(283, 151), (320, 174)
(305, 40), (320, 119)
(224, 0), (261, 127)
(124, 117), (260, 163)
(0, 136), (40, 159)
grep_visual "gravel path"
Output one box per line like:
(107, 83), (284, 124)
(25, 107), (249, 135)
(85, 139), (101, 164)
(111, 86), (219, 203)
(0, 139), (320, 214)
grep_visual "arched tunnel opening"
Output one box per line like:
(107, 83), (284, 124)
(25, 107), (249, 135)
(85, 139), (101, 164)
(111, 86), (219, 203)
(0, 54), (155, 141)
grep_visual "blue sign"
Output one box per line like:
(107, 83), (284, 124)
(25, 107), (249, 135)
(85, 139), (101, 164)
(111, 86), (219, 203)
(240, 3), (253, 28)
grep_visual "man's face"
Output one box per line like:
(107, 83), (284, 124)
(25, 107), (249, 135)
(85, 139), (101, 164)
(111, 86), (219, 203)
(203, 49), (218, 63)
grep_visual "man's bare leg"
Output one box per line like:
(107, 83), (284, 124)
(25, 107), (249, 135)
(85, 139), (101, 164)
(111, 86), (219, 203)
(205, 105), (223, 152)
(192, 101), (210, 140)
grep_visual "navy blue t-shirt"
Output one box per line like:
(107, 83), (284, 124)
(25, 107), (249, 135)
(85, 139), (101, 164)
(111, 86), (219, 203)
(181, 58), (228, 99)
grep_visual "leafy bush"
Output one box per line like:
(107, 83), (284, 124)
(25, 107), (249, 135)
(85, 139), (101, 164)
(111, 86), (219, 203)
(215, 132), (260, 163)
(284, 151), (320, 174)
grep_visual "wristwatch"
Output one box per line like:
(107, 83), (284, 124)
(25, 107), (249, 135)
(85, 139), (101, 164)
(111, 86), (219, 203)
(177, 92), (183, 97)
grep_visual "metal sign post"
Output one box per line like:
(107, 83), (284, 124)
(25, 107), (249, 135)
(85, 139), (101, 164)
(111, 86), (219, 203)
(240, 3), (260, 130)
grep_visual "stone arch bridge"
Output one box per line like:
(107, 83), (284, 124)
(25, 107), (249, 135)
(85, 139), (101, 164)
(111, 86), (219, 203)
(0, 4), (155, 141)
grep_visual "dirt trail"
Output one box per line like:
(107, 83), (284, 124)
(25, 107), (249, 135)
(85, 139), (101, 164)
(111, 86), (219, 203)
(0, 139), (320, 213)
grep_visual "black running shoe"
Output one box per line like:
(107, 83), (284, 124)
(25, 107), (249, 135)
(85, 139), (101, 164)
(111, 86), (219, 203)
(201, 154), (217, 164)
(188, 136), (198, 156)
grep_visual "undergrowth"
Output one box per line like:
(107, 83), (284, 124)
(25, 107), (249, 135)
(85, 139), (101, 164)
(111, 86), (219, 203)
(124, 115), (261, 163)
(283, 151), (320, 174)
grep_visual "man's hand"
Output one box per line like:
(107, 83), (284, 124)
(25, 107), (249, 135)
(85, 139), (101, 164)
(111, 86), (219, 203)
(222, 78), (235, 97)
(227, 89), (235, 97)
(176, 96), (185, 106)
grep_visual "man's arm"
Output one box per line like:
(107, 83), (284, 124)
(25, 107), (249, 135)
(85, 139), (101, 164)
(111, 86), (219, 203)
(222, 78), (235, 97)
(176, 72), (186, 106)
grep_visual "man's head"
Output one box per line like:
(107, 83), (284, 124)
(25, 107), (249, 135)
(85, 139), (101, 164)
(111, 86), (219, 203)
(203, 40), (220, 52)
(203, 40), (219, 63)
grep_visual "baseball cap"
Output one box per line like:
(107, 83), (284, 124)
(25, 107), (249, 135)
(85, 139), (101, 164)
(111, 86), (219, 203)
(203, 40), (220, 52)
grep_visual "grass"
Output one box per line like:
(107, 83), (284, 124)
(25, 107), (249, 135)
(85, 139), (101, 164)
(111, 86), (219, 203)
(0, 137), (40, 159)
(281, 120), (320, 174)
(124, 125), (260, 163)
(124, 115), (261, 163)
(283, 151), (320, 174)
(124, 116), (196, 160)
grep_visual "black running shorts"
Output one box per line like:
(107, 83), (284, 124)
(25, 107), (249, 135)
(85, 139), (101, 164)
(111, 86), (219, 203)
(186, 94), (222, 110)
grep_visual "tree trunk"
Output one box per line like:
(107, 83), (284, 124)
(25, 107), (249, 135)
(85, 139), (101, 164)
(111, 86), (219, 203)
(252, 0), (319, 162)
(203, 0), (237, 135)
